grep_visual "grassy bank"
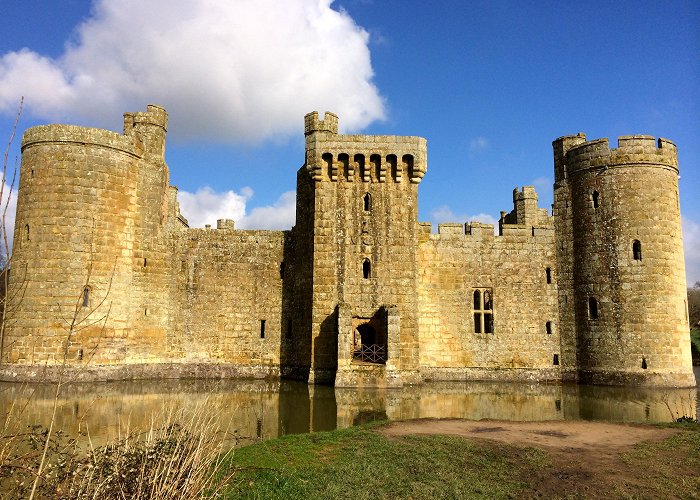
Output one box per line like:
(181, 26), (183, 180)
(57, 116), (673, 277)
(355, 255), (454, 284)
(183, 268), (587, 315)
(221, 421), (700, 499)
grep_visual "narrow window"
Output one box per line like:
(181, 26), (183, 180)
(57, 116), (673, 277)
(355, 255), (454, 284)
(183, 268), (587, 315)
(144, 257), (147, 267)
(632, 240), (642, 261)
(280, 262), (286, 279)
(546, 267), (552, 284)
(553, 354), (560, 366)
(588, 297), (599, 320)
(82, 287), (89, 308)
(641, 357), (647, 369)
(25, 224), (30, 241)
(592, 190), (599, 209)
(484, 313), (493, 334)
(144, 308), (148, 316)
(474, 313), (482, 333)
(363, 193), (371, 212)
(363, 259), (371, 279)
(546, 321), (552, 335)
(260, 319), (266, 339)
(483, 291), (492, 310)
(472, 288), (494, 334)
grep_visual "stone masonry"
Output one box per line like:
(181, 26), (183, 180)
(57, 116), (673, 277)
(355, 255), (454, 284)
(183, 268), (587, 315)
(0, 106), (695, 388)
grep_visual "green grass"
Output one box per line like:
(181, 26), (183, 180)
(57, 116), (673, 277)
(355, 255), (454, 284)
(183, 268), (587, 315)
(218, 421), (700, 500)
(219, 422), (548, 499)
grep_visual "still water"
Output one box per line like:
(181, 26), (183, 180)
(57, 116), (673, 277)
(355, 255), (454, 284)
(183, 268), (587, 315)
(2, 368), (698, 446)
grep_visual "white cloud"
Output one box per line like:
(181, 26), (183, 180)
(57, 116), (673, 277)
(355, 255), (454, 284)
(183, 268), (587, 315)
(177, 186), (250, 228)
(0, 0), (385, 144)
(469, 136), (489, 152)
(683, 217), (700, 286)
(177, 187), (295, 230)
(238, 191), (296, 230)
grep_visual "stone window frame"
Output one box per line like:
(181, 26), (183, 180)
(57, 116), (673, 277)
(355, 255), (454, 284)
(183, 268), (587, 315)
(472, 288), (494, 334)
(363, 192), (372, 212)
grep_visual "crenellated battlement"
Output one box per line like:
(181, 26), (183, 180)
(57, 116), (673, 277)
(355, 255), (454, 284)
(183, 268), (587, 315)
(563, 134), (678, 175)
(304, 112), (427, 184)
(304, 111), (338, 135)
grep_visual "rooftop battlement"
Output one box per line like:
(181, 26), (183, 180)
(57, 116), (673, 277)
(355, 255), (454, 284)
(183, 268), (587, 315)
(304, 111), (339, 135)
(561, 134), (678, 175)
(124, 104), (168, 132)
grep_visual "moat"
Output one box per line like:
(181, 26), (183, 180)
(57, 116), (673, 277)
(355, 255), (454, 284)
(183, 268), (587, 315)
(2, 368), (698, 446)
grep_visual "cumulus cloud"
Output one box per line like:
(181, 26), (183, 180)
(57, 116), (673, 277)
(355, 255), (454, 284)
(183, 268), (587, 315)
(177, 187), (295, 230)
(238, 191), (296, 230)
(683, 217), (700, 286)
(0, 0), (385, 144)
(178, 186), (250, 228)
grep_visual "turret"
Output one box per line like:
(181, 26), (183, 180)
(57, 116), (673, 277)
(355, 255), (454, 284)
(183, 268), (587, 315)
(554, 134), (693, 387)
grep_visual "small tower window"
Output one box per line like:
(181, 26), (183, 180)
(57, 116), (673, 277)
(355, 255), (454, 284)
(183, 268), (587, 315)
(641, 357), (647, 370)
(25, 224), (30, 241)
(546, 267), (552, 284)
(362, 258), (371, 279)
(632, 240), (642, 261)
(280, 262), (286, 279)
(592, 190), (599, 209)
(546, 321), (552, 335)
(363, 193), (371, 212)
(260, 319), (266, 339)
(82, 287), (90, 308)
(588, 297), (599, 320)
(553, 354), (560, 366)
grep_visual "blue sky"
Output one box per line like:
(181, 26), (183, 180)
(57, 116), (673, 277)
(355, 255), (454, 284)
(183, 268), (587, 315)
(0, 0), (698, 283)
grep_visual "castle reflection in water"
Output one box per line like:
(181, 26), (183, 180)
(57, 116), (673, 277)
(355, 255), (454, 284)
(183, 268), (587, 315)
(2, 372), (698, 447)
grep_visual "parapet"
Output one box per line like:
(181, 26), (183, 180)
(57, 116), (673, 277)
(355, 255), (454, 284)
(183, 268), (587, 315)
(304, 112), (428, 184)
(304, 111), (339, 135)
(563, 135), (678, 175)
(217, 219), (235, 230)
(21, 124), (136, 156)
(513, 186), (538, 202)
(124, 104), (168, 133)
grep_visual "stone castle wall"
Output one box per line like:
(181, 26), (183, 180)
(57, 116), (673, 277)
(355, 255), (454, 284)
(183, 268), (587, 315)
(417, 185), (560, 382)
(0, 107), (694, 388)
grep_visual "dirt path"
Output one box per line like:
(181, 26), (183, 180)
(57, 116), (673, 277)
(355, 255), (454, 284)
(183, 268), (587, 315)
(382, 419), (691, 498)
(382, 418), (678, 452)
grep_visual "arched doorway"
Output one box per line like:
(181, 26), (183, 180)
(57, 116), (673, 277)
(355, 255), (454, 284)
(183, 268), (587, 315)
(352, 322), (386, 364)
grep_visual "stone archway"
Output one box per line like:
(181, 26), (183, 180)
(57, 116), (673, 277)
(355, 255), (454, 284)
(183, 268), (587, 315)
(352, 320), (386, 364)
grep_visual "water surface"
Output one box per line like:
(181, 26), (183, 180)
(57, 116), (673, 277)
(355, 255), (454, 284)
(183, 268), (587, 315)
(1, 368), (698, 446)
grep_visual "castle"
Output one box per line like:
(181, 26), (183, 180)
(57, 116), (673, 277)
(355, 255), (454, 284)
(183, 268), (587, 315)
(0, 105), (695, 388)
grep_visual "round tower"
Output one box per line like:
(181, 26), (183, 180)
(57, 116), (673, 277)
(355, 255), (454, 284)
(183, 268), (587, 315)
(563, 135), (693, 386)
(2, 106), (170, 374)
